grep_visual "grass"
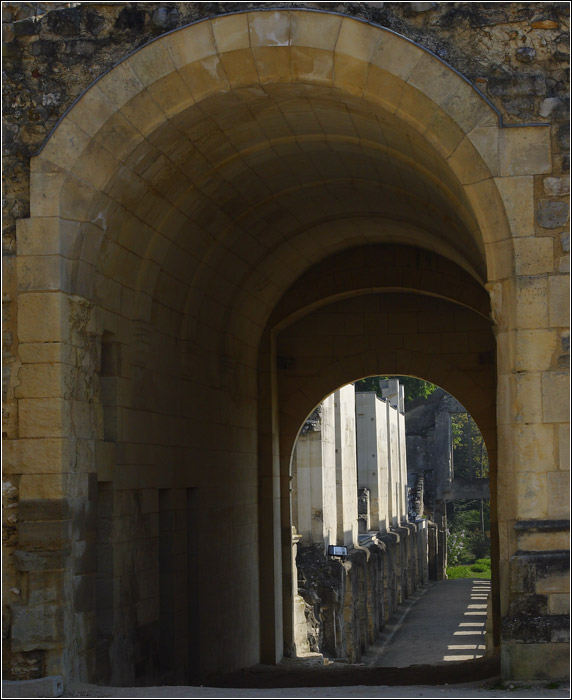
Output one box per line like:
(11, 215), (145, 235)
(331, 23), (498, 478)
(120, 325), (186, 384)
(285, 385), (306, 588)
(447, 557), (491, 579)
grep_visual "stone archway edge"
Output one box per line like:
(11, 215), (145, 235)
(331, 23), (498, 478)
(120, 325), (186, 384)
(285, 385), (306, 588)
(35, 5), (549, 157)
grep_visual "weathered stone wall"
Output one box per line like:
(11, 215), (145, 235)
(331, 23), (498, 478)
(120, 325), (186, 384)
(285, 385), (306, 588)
(296, 521), (430, 663)
(405, 388), (484, 511)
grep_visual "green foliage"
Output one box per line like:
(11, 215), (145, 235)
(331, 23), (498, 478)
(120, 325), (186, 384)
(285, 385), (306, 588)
(470, 563), (487, 573)
(447, 504), (491, 564)
(447, 564), (491, 579)
(446, 529), (471, 566)
(475, 558), (491, 567)
(471, 532), (491, 559)
(447, 411), (491, 568)
(451, 412), (489, 478)
(354, 375), (437, 403)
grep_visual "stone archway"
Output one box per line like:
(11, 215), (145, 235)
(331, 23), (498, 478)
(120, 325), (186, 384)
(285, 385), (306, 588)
(10, 8), (566, 685)
(261, 243), (498, 658)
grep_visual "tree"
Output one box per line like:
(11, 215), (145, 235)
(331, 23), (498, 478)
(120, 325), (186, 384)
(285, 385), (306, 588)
(354, 375), (437, 403)
(449, 412), (490, 559)
(451, 413), (489, 479)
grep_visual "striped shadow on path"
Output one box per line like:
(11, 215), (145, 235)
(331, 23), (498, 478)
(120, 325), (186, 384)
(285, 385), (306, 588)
(364, 579), (491, 667)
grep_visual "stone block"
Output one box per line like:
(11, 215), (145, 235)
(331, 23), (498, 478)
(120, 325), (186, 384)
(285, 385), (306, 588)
(501, 641), (570, 681)
(542, 371), (570, 422)
(253, 45), (293, 84)
(18, 342), (72, 365)
(59, 174), (98, 222)
(126, 38), (175, 88)
(369, 71), (409, 115)
(39, 119), (90, 173)
(146, 69), (194, 119)
(485, 239), (513, 280)
(559, 425), (569, 470)
(18, 293), (70, 344)
(16, 255), (74, 294)
(515, 472), (547, 519)
(425, 108), (465, 158)
(537, 200), (570, 229)
(11, 605), (63, 651)
(551, 624), (569, 643)
(465, 179), (511, 243)
(336, 17), (379, 62)
(548, 593), (570, 614)
(18, 520), (71, 549)
(248, 10), (289, 47)
(219, 49), (260, 89)
(536, 569), (570, 595)
(518, 530), (570, 551)
(290, 47), (334, 87)
(15, 363), (65, 399)
(514, 236), (553, 275)
(18, 499), (70, 522)
(515, 329), (557, 371)
(468, 126), (500, 176)
(1, 676), (63, 698)
(513, 424), (555, 472)
(212, 13), (249, 53)
(169, 22), (217, 71)
(19, 473), (67, 500)
(12, 550), (68, 572)
(447, 136), (490, 184)
(548, 275), (570, 327)
(290, 11), (341, 52)
(2, 438), (72, 475)
(546, 472), (570, 520)
(543, 177), (570, 197)
(178, 56), (230, 102)
(66, 82), (118, 138)
(28, 570), (65, 605)
(17, 218), (81, 258)
(499, 126), (551, 176)
(515, 276), (548, 330)
(514, 372), (543, 423)
(69, 140), (121, 192)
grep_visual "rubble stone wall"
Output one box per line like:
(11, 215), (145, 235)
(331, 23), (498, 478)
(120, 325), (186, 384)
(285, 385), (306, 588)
(295, 522), (430, 663)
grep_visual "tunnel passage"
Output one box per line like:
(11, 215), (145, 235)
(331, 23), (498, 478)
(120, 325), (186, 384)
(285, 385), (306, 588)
(11, 8), (565, 687)
(266, 245), (498, 656)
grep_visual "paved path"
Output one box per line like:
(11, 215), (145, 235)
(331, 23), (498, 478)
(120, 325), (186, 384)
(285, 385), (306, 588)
(364, 579), (491, 667)
(61, 579), (571, 698)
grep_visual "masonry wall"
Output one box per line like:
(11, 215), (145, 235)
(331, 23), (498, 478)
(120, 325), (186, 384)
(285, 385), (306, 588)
(356, 392), (389, 533)
(1, 1), (569, 685)
(292, 394), (337, 548)
(335, 385), (359, 549)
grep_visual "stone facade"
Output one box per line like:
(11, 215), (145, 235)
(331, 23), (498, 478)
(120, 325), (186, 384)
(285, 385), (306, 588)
(2, 1), (569, 686)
